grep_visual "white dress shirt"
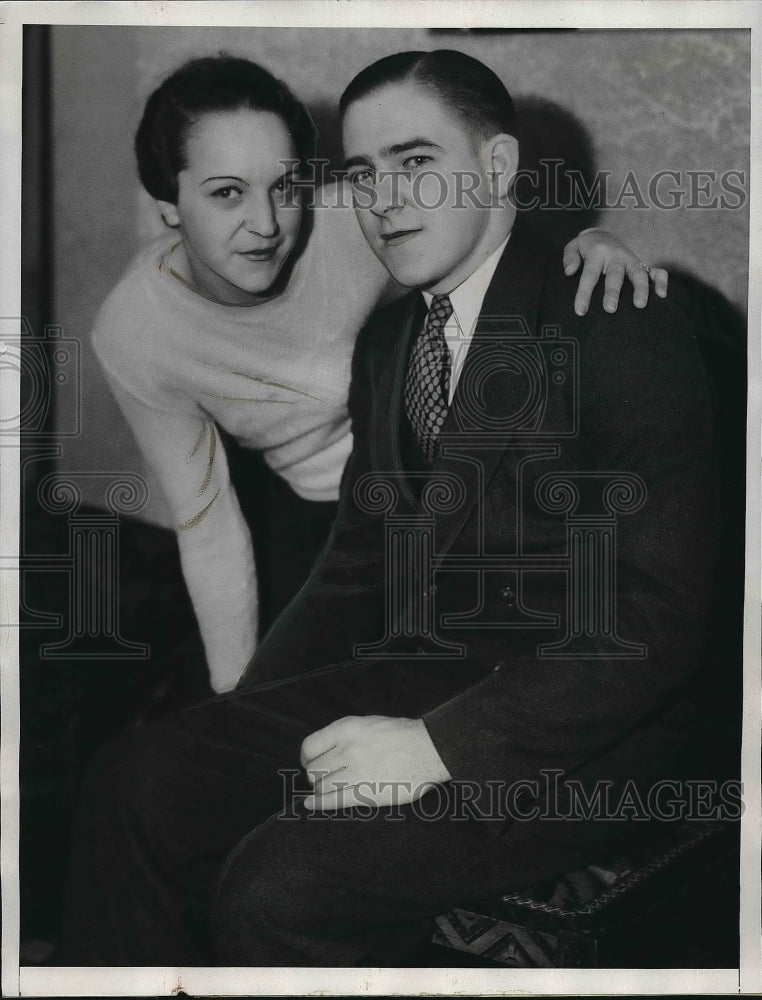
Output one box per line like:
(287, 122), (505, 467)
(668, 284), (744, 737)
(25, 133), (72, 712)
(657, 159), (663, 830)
(422, 235), (511, 404)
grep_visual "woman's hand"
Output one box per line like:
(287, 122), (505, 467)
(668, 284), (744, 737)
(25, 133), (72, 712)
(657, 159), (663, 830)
(563, 228), (669, 317)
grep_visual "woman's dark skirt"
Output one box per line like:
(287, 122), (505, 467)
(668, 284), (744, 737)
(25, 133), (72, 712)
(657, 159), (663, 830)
(222, 431), (339, 636)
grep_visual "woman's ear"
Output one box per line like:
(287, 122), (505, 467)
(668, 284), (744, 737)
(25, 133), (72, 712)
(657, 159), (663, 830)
(482, 133), (519, 203)
(157, 200), (181, 227)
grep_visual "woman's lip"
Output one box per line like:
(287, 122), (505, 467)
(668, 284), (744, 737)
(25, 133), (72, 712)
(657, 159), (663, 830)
(380, 230), (421, 247)
(239, 247), (279, 260)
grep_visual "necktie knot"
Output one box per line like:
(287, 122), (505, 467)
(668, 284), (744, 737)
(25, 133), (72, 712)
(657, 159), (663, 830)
(429, 294), (453, 329)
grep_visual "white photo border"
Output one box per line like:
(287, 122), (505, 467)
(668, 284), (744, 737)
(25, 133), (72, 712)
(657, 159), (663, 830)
(1, 1), (759, 996)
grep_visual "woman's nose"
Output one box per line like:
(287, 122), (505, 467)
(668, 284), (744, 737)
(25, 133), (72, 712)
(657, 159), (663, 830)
(241, 194), (279, 239)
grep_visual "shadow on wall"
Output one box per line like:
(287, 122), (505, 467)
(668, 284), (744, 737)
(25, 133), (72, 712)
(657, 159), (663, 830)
(308, 100), (344, 179)
(306, 95), (602, 246)
(513, 96), (599, 244)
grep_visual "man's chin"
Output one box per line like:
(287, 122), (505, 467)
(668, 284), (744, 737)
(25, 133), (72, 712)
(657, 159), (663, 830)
(373, 261), (437, 290)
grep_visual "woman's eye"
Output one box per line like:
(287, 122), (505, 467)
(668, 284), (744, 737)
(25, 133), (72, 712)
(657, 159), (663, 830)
(349, 169), (373, 187)
(211, 186), (242, 200)
(273, 176), (295, 193)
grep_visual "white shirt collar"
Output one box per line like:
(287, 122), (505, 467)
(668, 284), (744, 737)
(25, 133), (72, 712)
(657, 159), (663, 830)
(421, 234), (511, 403)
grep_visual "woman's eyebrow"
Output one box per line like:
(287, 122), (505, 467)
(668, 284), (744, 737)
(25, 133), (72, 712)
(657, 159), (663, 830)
(343, 154), (373, 172)
(200, 175), (248, 186)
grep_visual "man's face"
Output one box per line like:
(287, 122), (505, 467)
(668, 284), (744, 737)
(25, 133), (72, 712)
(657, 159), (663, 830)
(163, 107), (303, 306)
(342, 81), (502, 293)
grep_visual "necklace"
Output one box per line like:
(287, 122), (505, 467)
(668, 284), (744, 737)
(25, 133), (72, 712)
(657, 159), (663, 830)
(164, 241), (281, 307)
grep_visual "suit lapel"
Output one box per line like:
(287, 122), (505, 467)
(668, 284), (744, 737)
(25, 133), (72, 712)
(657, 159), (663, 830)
(367, 293), (427, 504)
(428, 223), (554, 564)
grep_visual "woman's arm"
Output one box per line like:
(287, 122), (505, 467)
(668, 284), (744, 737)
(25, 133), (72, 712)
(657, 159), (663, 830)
(99, 370), (258, 693)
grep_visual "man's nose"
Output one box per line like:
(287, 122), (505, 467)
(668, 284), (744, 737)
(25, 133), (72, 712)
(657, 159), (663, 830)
(369, 171), (404, 217)
(241, 193), (279, 239)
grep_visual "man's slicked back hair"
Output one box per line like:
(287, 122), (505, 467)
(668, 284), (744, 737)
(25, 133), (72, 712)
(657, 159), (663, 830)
(339, 49), (518, 144)
(135, 55), (317, 204)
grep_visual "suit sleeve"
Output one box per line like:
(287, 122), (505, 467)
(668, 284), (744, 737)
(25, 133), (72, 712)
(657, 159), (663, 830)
(423, 297), (717, 789)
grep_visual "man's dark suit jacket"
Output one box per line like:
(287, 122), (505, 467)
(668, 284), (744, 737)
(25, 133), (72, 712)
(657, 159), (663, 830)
(243, 222), (718, 814)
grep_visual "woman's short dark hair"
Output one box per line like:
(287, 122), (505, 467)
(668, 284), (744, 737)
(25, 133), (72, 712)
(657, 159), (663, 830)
(339, 49), (517, 144)
(136, 55), (317, 203)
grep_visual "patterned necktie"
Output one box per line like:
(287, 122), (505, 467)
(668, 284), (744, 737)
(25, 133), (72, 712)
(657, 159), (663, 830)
(404, 293), (453, 463)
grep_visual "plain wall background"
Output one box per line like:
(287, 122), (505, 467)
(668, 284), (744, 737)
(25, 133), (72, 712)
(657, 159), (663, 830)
(50, 26), (751, 523)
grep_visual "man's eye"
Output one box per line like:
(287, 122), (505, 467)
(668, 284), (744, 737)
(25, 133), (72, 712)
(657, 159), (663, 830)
(403, 155), (433, 170)
(211, 186), (242, 200)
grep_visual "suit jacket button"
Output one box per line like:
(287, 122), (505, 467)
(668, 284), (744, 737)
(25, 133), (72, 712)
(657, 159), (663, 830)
(500, 586), (516, 607)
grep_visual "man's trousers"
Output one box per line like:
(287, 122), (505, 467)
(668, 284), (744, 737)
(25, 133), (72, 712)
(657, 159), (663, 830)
(60, 656), (677, 967)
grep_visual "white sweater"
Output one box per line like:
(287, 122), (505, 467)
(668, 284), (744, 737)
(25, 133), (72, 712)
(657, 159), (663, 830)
(92, 187), (395, 691)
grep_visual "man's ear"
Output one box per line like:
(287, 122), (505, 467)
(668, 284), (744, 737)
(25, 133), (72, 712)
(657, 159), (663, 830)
(482, 134), (519, 202)
(157, 200), (181, 228)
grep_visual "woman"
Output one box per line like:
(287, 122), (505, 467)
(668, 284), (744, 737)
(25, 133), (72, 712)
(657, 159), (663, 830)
(92, 56), (667, 692)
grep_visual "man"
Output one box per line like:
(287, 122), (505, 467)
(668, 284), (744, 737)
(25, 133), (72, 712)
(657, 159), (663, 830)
(63, 50), (717, 966)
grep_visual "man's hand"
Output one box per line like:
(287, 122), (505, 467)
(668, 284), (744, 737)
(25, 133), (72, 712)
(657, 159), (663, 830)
(300, 715), (451, 812)
(563, 228), (669, 316)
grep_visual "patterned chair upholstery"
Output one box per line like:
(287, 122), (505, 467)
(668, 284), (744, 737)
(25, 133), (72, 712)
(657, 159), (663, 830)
(430, 820), (738, 967)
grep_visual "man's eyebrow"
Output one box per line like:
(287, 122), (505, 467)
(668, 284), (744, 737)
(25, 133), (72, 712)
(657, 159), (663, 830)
(343, 139), (442, 171)
(381, 139), (443, 158)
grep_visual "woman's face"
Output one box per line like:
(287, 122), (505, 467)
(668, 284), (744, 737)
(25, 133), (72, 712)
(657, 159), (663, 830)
(161, 107), (304, 305)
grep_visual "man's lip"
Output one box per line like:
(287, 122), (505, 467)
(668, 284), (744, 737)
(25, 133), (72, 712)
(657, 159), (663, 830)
(380, 229), (422, 247)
